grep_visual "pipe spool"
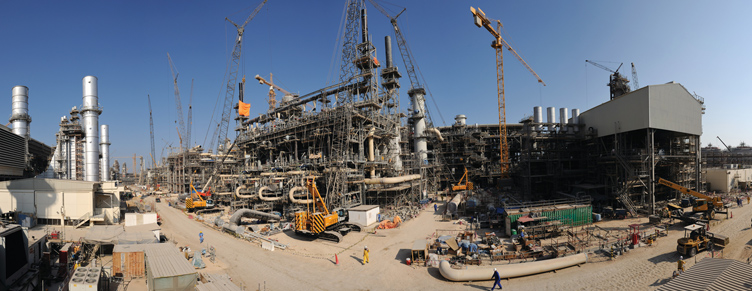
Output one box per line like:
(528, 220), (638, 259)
(439, 253), (588, 281)
(289, 186), (314, 204)
(258, 186), (282, 201)
(229, 208), (281, 225)
(363, 174), (421, 185)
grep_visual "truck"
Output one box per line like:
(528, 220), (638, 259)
(658, 178), (727, 220)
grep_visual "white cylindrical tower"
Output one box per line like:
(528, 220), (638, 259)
(455, 114), (467, 126)
(572, 108), (581, 132)
(10, 86), (31, 138)
(559, 107), (568, 125)
(533, 106), (542, 131)
(100, 124), (110, 181)
(82, 76), (101, 182)
(410, 89), (428, 163)
(546, 107), (556, 131)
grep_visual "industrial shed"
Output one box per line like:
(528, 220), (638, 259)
(348, 205), (379, 226)
(145, 243), (197, 291)
(0, 178), (121, 225)
(113, 243), (166, 278)
(657, 257), (752, 291)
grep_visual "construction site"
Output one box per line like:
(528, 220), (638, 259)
(2, 1), (752, 290)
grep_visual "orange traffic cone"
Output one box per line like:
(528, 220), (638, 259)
(335, 253), (339, 265)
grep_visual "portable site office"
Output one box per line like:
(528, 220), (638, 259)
(144, 244), (197, 291)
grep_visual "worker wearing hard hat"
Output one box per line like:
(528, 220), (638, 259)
(491, 268), (502, 290)
(677, 256), (685, 274)
(363, 246), (370, 265)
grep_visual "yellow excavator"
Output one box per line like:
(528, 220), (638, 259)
(658, 178), (727, 220)
(293, 178), (360, 243)
(452, 167), (474, 191)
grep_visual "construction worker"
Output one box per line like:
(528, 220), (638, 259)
(747, 196), (750, 205)
(491, 268), (502, 290)
(677, 256), (685, 274)
(363, 246), (369, 264)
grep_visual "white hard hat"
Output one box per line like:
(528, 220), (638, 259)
(680, 256), (683, 260)
(494, 268), (497, 271)
(365, 246), (368, 249)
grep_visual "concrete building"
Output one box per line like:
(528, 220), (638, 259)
(705, 166), (752, 193)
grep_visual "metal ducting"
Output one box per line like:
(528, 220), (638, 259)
(82, 76), (101, 182)
(533, 106), (542, 131)
(100, 124), (110, 181)
(546, 107), (556, 131)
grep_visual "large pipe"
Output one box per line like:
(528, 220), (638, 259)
(361, 9), (368, 43)
(258, 186), (282, 202)
(439, 253), (588, 281)
(572, 108), (580, 132)
(100, 124), (110, 181)
(234, 184), (257, 199)
(10, 86), (31, 138)
(289, 186), (314, 204)
(425, 128), (444, 142)
(447, 193), (462, 215)
(82, 76), (101, 182)
(368, 128), (375, 177)
(364, 174), (421, 185)
(229, 209), (281, 225)
(385, 36), (393, 68)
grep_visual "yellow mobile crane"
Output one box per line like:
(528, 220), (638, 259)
(658, 178), (727, 220)
(452, 167), (474, 191)
(294, 178), (361, 243)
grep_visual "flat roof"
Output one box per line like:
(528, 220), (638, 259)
(349, 205), (379, 211)
(412, 239), (427, 251)
(145, 244), (196, 278)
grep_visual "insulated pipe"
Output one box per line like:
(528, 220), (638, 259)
(229, 209), (281, 225)
(368, 128), (375, 177)
(234, 184), (257, 199)
(82, 76), (101, 182)
(447, 193), (462, 215)
(385, 36), (393, 68)
(289, 186), (314, 204)
(439, 253), (588, 281)
(425, 128), (444, 142)
(100, 124), (110, 181)
(363, 174), (421, 185)
(10, 86), (31, 138)
(258, 186), (282, 201)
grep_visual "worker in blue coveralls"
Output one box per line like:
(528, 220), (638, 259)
(199, 231), (204, 244)
(491, 268), (502, 290)
(434, 203), (438, 213)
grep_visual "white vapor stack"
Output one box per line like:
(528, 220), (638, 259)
(100, 124), (110, 181)
(82, 76), (101, 182)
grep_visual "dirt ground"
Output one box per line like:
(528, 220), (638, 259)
(149, 198), (752, 291)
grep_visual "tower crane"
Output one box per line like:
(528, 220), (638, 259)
(470, 6), (546, 179)
(585, 60), (630, 99)
(212, 0), (267, 153)
(255, 73), (293, 111)
(167, 53), (187, 151)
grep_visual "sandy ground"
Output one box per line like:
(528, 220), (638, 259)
(151, 198), (752, 291)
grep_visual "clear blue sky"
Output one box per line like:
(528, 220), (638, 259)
(1, 1), (749, 170)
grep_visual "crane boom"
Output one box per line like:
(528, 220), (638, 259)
(187, 79), (193, 149)
(585, 60), (620, 73)
(147, 95), (157, 169)
(716, 136), (732, 152)
(470, 6), (545, 179)
(167, 53), (187, 151)
(657, 178), (724, 209)
(215, 0), (267, 153)
(631, 62), (639, 90)
(255, 74), (293, 95)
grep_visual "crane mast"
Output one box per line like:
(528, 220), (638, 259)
(214, 0), (267, 153)
(187, 79), (193, 150)
(147, 95), (157, 169)
(167, 53), (187, 151)
(470, 6), (545, 179)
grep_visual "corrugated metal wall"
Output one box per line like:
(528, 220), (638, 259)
(508, 205), (592, 226)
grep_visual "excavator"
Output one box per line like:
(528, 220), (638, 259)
(658, 178), (727, 220)
(293, 178), (361, 243)
(452, 167), (474, 191)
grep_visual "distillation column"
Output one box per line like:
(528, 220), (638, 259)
(82, 76), (102, 182)
(409, 90), (427, 163)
